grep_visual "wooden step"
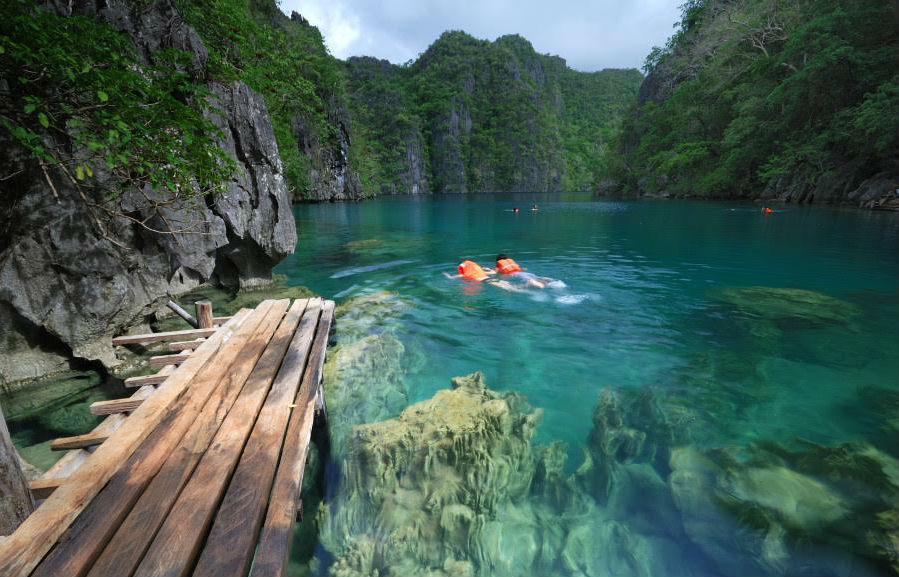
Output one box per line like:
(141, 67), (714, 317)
(148, 352), (190, 368)
(168, 338), (205, 352)
(111, 327), (217, 346)
(29, 479), (62, 500)
(213, 316), (232, 324)
(89, 398), (144, 416)
(50, 431), (109, 452)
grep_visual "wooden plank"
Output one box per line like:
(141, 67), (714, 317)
(27, 305), (271, 577)
(111, 326), (217, 346)
(213, 316), (232, 324)
(168, 338), (205, 352)
(148, 352), (190, 368)
(123, 365), (174, 388)
(89, 398), (143, 416)
(1, 311), (253, 577)
(192, 300), (324, 577)
(28, 479), (61, 500)
(50, 431), (109, 452)
(86, 299), (298, 577)
(250, 300), (335, 577)
(130, 299), (313, 577)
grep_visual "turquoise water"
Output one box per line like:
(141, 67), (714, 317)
(280, 194), (899, 577)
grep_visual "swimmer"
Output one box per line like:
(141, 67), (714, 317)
(494, 254), (564, 289)
(762, 207), (774, 214)
(444, 260), (526, 292)
(513, 207), (520, 213)
(531, 204), (539, 212)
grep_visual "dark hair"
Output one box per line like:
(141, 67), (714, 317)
(496, 253), (509, 262)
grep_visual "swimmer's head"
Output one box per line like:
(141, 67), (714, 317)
(496, 253), (509, 264)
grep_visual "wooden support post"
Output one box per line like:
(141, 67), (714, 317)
(0, 403), (33, 536)
(195, 300), (214, 329)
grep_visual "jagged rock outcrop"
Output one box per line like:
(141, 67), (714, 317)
(293, 104), (363, 201)
(0, 0), (296, 384)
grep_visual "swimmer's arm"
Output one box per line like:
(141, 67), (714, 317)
(487, 279), (526, 293)
(443, 272), (462, 279)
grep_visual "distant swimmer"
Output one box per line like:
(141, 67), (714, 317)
(531, 204), (539, 212)
(494, 254), (565, 289)
(513, 207), (520, 213)
(762, 207), (774, 214)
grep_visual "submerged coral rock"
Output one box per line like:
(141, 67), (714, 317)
(320, 372), (543, 576)
(717, 287), (860, 324)
(669, 441), (899, 576)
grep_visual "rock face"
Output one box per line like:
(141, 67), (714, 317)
(293, 105), (363, 201)
(0, 0), (296, 384)
(343, 35), (642, 196)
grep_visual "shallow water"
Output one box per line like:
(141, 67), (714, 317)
(279, 194), (899, 576)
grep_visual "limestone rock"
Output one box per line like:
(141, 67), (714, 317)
(0, 0), (296, 384)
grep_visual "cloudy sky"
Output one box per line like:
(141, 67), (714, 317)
(280, 0), (683, 72)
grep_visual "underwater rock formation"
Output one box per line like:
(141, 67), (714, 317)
(669, 441), (899, 576)
(321, 292), (413, 452)
(320, 377), (696, 577)
(717, 287), (860, 325)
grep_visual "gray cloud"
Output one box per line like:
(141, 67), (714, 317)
(281, 0), (683, 71)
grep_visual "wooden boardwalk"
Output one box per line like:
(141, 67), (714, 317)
(0, 297), (334, 577)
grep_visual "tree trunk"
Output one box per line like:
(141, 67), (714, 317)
(0, 403), (34, 536)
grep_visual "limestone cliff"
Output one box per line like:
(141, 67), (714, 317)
(0, 0), (296, 384)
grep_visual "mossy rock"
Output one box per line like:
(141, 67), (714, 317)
(717, 287), (860, 325)
(0, 371), (101, 422)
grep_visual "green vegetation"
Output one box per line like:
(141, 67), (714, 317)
(345, 32), (642, 193)
(611, 0), (899, 199)
(175, 0), (345, 198)
(0, 0), (233, 205)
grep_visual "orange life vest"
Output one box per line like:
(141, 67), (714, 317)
(458, 260), (488, 281)
(496, 258), (522, 275)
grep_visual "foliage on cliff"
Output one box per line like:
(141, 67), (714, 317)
(345, 32), (642, 194)
(611, 0), (899, 200)
(175, 0), (345, 198)
(0, 0), (232, 216)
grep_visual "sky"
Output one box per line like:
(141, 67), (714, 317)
(280, 0), (683, 72)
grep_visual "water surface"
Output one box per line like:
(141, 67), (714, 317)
(278, 194), (899, 577)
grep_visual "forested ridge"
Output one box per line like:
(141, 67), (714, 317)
(607, 0), (898, 206)
(345, 32), (642, 195)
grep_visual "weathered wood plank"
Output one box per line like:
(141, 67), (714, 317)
(213, 316), (232, 324)
(192, 300), (324, 577)
(2, 311), (252, 577)
(27, 307), (265, 577)
(130, 299), (313, 577)
(148, 352), (190, 368)
(39, 382), (150, 480)
(167, 338), (205, 352)
(28, 478), (61, 500)
(111, 326), (217, 346)
(88, 398), (143, 416)
(249, 300), (334, 577)
(123, 365), (174, 388)
(50, 432), (109, 452)
(86, 299), (298, 577)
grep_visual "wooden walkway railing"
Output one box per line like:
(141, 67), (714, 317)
(0, 297), (334, 577)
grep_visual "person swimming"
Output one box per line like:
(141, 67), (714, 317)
(494, 254), (564, 289)
(445, 259), (524, 292)
(531, 204), (539, 212)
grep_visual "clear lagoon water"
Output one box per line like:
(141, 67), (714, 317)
(3, 193), (897, 577)
(277, 193), (899, 577)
